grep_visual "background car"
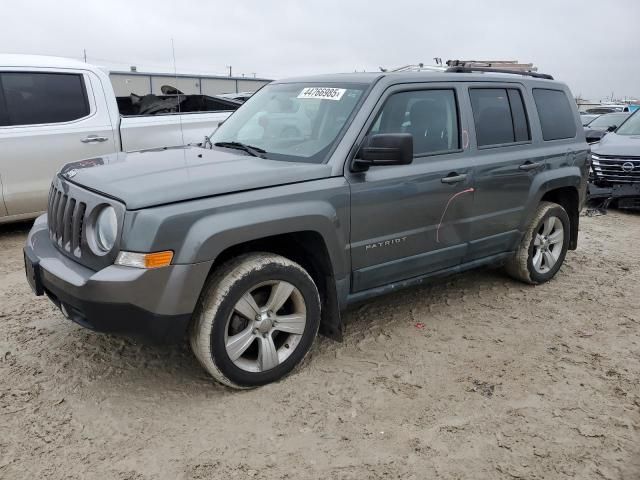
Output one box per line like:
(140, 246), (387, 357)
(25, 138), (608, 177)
(585, 105), (631, 114)
(580, 113), (600, 126)
(583, 112), (631, 143)
(588, 109), (640, 209)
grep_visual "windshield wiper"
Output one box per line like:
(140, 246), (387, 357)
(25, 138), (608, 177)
(213, 141), (267, 158)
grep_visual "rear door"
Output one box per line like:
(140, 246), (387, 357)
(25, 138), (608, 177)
(464, 84), (542, 260)
(347, 84), (475, 292)
(0, 69), (116, 217)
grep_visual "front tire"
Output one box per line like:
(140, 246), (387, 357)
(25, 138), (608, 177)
(505, 201), (570, 284)
(190, 253), (321, 388)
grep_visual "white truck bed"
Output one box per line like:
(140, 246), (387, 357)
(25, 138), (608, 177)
(120, 111), (231, 152)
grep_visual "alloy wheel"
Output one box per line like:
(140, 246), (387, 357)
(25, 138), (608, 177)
(532, 216), (564, 274)
(224, 280), (307, 372)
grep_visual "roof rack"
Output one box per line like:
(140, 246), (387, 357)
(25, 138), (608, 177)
(445, 66), (554, 80)
(379, 63), (447, 73)
(378, 59), (554, 80)
(444, 59), (553, 80)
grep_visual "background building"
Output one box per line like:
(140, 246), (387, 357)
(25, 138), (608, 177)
(109, 70), (271, 97)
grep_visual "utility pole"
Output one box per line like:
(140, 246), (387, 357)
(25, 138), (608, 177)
(226, 65), (232, 77)
(83, 49), (87, 63)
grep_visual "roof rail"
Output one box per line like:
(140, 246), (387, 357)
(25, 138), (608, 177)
(445, 66), (554, 80)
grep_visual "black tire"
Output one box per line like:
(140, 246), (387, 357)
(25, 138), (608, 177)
(504, 201), (571, 284)
(190, 253), (321, 388)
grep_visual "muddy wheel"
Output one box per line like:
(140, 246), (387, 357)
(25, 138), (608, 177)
(504, 201), (570, 284)
(190, 253), (321, 388)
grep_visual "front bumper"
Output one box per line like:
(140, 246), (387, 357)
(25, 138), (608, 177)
(587, 181), (640, 209)
(24, 215), (213, 342)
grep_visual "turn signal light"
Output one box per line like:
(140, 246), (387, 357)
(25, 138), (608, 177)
(115, 250), (174, 269)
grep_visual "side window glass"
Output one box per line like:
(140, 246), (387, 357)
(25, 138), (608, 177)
(1, 72), (90, 126)
(507, 89), (530, 142)
(470, 88), (514, 146)
(470, 88), (532, 146)
(532, 88), (577, 141)
(369, 89), (459, 156)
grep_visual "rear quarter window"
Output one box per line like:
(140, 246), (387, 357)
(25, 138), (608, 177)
(0, 72), (90, 126)
(532, 88), (576, 141)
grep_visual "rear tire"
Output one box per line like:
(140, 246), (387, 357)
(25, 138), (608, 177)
(505, 201), (570, 284)
(190, 253), (321, 389)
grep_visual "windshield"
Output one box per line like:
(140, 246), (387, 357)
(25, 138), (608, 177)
(589, 113), (629, 128)
(210, 82), (367, 163)
(616, 111), (640, 135)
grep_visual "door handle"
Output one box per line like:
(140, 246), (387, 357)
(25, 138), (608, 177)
(81, 135), (108, 143)
(441, 173), (467, 184)
(519, 161), (542, 171)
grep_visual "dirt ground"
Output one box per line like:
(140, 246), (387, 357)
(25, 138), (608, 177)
(0, 211), (639, 480)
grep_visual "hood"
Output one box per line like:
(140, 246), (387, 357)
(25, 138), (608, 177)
(592, 133), (640, 157)
(584, 125), (607, 132)
(60, 147), (333, 209)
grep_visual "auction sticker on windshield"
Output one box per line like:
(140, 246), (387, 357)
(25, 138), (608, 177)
(297, 87), (346, 101)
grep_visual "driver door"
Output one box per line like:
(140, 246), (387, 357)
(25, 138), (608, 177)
(347, 85), (475, 292)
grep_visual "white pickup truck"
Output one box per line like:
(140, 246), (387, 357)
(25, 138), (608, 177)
(0, 54), (239, 224)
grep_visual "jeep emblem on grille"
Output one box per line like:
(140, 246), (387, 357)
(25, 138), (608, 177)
(64, 169), (78, 179)
(622, 162), (635, 172)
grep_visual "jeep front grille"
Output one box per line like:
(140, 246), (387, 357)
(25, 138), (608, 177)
(47, 183), (87, 257)
(592, 155), (640, 183)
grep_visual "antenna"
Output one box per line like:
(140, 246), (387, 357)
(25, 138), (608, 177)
(171, 38), (186, 149)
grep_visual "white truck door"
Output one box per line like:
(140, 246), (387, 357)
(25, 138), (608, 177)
(0, 69), (116, 217)
(0, 175), (7, 217)
(0, 85), (8, 218)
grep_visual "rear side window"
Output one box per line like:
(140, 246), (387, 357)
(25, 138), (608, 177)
(532, 88), (577, 141)
(0, 72), (90, 126)
(369, 89), (460, 156)
(470, 88), (531, 147)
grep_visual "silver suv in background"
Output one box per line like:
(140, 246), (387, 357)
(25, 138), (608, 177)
(24, 69), (588, 388)
(589, 109), (640, 209)
(583, 112), (631, 144)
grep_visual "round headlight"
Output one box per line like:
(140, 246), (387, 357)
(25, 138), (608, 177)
(95, 206), (118, 252)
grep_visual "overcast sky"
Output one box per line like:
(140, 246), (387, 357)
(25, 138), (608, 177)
(3, 0), (639, 100)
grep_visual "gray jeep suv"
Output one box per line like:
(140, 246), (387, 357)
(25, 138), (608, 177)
(24, 69), (589, 388)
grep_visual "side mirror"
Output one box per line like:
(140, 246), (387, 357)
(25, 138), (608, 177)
(606, 125), (617, 132)
(203, 135), (213, 148)
(352, 133), (413, 172)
